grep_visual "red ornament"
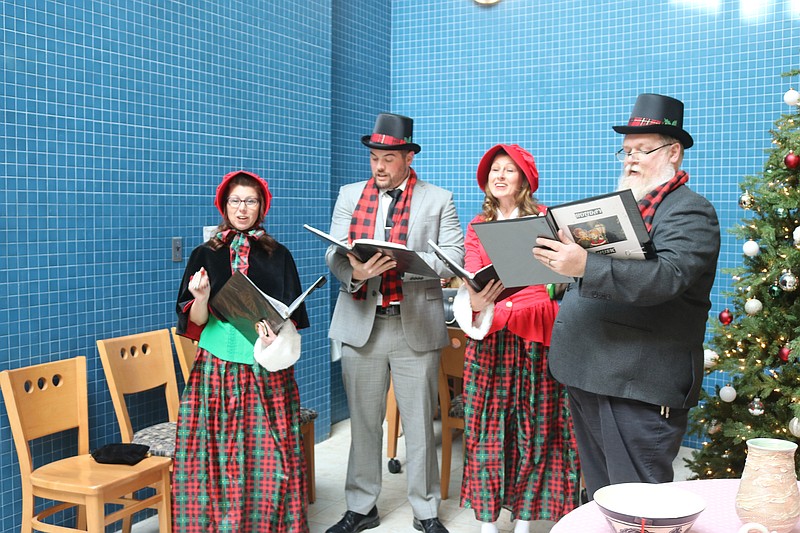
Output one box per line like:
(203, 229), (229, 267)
(779, 346), (791, 362)
(785, 151), (800, 169)
(719, 308), (733, 325)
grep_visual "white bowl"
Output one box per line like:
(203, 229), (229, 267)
(593, 482), (706, 533)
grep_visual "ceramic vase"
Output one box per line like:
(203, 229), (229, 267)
(735, 438), (800, 533)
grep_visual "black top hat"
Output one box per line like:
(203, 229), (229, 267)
(612, 93), (694, 149)
(361, 113), (421, 153)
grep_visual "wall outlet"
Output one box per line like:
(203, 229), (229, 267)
(172, 237), (183, 262)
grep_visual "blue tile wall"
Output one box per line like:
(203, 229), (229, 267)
(330, 0), (392, 424)
(392, 0), (800, 448)
(1, 0), (332, 528)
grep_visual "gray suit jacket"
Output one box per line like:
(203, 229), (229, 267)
(327, 177), (465, 351)
(548, 185), (720, 409)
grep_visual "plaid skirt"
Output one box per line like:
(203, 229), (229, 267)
(460, 328), (580, 522)
(172, 349), (308, 532)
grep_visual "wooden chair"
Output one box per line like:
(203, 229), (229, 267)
(168, 326), (318, 504)
(385, 378), (402, 473)
(97, 329), (180, 459)
(438, 327), (467, 500)
(386, 289), (458, 475)
(0, 356), (172, 532)
(170, 326), (198, 384)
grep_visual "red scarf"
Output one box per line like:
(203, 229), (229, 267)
(349, 170), (417, 305)
(638, 170), (688, 232)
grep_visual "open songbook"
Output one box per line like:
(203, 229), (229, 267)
(545, 189), (655, 259)
(303, 224), (438, 278)
(472, 189), (655, 289)
(427, 240), (525, 301)
(210, 271), (327, 344)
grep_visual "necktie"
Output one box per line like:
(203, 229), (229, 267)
(384, 189), (402, 239)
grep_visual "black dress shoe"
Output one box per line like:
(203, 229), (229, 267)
(412, 517), (449, 533)
(325, 506), (380, 533)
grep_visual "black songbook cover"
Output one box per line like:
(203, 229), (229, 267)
(211, 271), (326, 344)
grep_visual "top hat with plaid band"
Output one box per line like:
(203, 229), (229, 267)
(361, 113), (421, 154)
(612, 93), (694, 149)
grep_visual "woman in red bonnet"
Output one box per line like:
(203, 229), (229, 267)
(452, 145), (580, 533)
(173, 170), (310, 532)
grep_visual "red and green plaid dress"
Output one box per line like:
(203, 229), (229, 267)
(460, 328), (580, 522)
(172, 348), (308, 532)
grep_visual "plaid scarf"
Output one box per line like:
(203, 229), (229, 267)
(349, 169), (417, 306)
(638, 170), (688, 233)
(218, 228), (266, 274)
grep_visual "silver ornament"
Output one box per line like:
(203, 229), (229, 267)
(779, 270), (798, 292)
(739, 191), (754, 209)
(748, 397), (765, 416)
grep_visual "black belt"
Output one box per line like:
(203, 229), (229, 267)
(375, 305), (401, 316)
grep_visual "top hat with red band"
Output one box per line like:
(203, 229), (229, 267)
(612, 93), (694, 149)
(477, 144), (539, 193)
(361, 113), (421, 153)
(214, 170), (272, 217)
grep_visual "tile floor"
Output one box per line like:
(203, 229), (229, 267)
(133, 418), (695, 532)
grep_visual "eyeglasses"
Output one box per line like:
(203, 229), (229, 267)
(227, 197), (260, 209)
(614, 143), (675, 162)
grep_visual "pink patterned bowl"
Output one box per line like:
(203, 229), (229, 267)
(594, 482), (706, 533)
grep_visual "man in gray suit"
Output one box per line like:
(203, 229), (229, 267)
(533, 94), (720, 500)
(325, 113), (464, 533)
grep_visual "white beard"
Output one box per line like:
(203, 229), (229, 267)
(617, 164), (677, 201)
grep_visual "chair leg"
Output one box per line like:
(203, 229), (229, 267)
(386, 380), (400, 459)
(301, 420), (316, 504)
(77, 504), (87, 531)
(158, 467), (173, 532)
(85, 496), (104, 532)
(440, 428), (453, 500)
(21, 492), (33, 533)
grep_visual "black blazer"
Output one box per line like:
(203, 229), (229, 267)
(548, 185), (721, 409)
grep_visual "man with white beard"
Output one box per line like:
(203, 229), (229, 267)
(533, 94), (721, 500)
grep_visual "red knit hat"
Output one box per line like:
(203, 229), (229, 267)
(477, 144), (539, 193)
(214, 170), (272, 217)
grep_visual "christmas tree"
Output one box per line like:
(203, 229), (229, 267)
(685, 71), (800, 479)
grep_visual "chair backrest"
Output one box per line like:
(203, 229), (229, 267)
(438, 328), (466, 426)
(0, 356), (90, 477)
(97, 329), (180, 442)
(170, 326), (198, 383)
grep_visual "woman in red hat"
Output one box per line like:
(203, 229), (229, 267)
(173, 170), (310, 532)
(452, 145), (580, 533)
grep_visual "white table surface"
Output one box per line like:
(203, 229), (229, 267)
(552, 478), (800, 533)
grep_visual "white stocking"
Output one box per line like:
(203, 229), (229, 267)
(480, 522), (499, 533)
(514, 519), (530, 533)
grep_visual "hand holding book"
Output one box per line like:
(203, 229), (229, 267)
(427, 239), (525, 301)
(533, 229), (589, 278)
